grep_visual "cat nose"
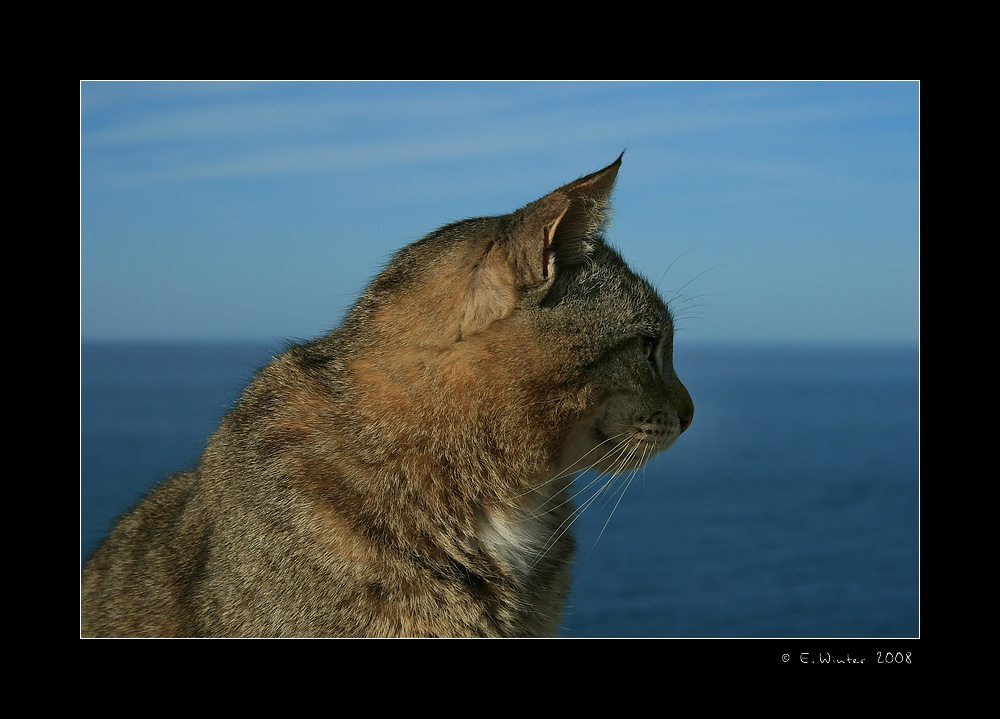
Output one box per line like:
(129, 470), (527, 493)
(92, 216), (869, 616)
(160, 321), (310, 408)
(678, 409), (693, 434)
(672, 380), (694, 434)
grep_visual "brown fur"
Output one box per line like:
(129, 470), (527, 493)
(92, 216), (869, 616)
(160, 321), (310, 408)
(81, 156), (694, 637)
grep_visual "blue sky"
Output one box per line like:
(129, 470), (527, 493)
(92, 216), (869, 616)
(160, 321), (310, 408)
(80, 80), (919, 345)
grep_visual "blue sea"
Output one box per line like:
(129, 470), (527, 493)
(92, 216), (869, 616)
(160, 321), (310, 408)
(80, 340), (919, 640)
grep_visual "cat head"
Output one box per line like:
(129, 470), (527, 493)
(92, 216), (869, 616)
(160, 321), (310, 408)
(343, 155), (693, 484)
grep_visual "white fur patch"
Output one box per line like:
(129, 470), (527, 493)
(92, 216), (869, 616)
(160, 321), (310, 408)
(476, 504), (550, 581)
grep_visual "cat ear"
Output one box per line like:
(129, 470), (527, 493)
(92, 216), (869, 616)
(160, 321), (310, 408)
(460, 155), (622, 338)
(540, 152), (622, 273)
(519, 152), (622, 286)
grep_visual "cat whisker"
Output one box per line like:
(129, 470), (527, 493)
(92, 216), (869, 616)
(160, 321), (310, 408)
(594, 446), (653, 546)
(514, 430), (630, 503)
(667, 292), (716, 315)
(591, 458), (644, 549)
(662, 262), (725, 299)
(529, 435), (643, 567)
(524, 431), (634, 514)
(656, 247), (702, 290)
(657, 257), (723, 334)
(530, 470), (621, 564)
(564, 439), (657, 557)
(531, 474), (613, 567)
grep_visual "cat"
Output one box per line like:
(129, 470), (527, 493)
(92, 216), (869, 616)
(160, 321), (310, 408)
(80, 154), (694, 638)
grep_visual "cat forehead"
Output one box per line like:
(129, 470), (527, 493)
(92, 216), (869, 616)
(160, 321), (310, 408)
(614, 279), (671, 336)
(545, 246), (670, 334)
(590, 245), (668, 314)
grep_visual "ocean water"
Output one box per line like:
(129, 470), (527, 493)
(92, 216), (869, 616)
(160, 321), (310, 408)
(80, 340), (919, 639)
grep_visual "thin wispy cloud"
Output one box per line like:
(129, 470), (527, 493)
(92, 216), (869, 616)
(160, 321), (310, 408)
(82, 81), (915, 192)
(80, 81), (919, 344)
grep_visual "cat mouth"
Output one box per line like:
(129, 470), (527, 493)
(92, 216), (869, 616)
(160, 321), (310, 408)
(585, 418), (677, 472)
(556, 402), (680, 476)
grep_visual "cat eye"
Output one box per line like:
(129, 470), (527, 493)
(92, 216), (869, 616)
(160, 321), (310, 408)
(641, 336), (658, 366)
